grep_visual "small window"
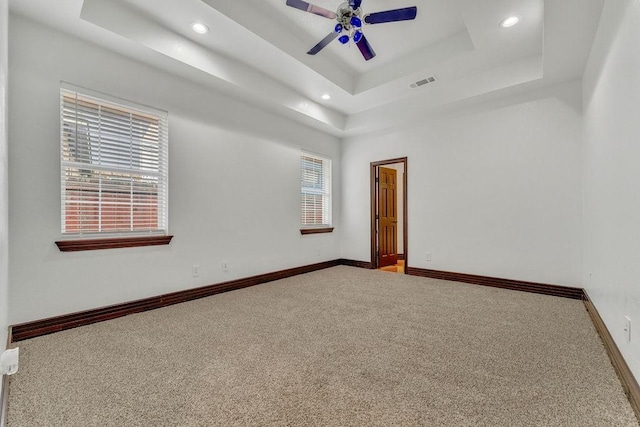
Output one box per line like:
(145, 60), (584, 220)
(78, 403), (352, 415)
(60, 84), (169, 237)
(300, 151), (332, 231)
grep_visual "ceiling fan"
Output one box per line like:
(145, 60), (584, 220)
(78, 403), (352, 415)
(286, 0), (418, 61)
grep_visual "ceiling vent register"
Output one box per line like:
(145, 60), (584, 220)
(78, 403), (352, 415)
(409, 76), (437, 88)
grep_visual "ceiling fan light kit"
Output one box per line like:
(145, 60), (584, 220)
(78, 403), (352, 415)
(286, 0), (418, 61)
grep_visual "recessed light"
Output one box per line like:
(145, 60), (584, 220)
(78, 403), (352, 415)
(500, 16), (520, 28)
(321, 94), (331, 100)
(191, 22), (209, 34)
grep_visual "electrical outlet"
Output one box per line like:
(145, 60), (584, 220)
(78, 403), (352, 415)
(222, 261), (229, 272)
(316, 247), (321, 256)
(624, 316), (632, 343)
(0, 348), (19, 375)
(192, 265), (200, 277)
(426, 253), (432, 262)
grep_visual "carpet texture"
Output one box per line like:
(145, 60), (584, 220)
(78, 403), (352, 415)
(6, 266), (638, 426)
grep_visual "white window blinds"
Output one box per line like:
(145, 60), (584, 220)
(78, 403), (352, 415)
(60, 85), (169, 236)
(301, 151), (331, 228)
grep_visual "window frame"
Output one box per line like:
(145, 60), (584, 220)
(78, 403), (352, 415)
(57, 83), (171, 251)
(300, 150), (333, 234)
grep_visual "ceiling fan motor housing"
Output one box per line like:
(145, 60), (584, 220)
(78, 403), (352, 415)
(336, 2), (362, 34)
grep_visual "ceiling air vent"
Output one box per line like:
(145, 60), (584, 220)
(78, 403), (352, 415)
(409, 76), (437, 89)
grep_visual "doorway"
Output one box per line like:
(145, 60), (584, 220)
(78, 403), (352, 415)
(370, 157), (408, 273)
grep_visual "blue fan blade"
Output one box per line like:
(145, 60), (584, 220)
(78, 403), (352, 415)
(364, 6), (417, 24)
(356, 34), (376, 61)
(286, 0), (337, 19)
(349, 0), (363, 10)
(307, 32), (339, 55)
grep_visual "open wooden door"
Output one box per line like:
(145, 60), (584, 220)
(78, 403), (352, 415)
(378, 167), (398, 267)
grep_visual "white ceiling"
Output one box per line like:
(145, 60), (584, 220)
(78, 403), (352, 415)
(9, 0), (604, 137)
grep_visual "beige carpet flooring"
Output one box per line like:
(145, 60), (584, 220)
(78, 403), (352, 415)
(6, 266), (638, 426)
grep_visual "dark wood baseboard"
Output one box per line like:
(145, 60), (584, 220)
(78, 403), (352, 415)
(338, 259), (374, 269)
(583, 291), (640, 423)
(397, 254), (405, 261)
(11, 260), (340, 342)
(406, 267), (584, 300)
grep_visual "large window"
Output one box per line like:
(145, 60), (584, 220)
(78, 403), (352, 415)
(300, 151), (332, 232)
(60, 85), (168, 238)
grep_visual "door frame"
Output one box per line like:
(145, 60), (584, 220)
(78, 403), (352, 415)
(370, 157), (408, 272)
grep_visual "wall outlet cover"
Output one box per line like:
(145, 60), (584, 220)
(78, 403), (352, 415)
(624, 316), (631, 342)
(0, 348), (20, 375)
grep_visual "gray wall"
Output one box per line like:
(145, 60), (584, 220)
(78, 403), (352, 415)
(583, 0), (640, 382)
(8, 15), (341, 324)
(342, 81), (583, 287)
(1, 0), (9, 372)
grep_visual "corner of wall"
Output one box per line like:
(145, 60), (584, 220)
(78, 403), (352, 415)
(581, 0), (640, 383)
(0, 0), (10, 401)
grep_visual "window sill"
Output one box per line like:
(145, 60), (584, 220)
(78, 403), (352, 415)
(300, 227), (334, 235)
(55, 235), (173, 252)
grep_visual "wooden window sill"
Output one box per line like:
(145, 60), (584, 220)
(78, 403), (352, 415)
(300, 228), (334, 235)
(55, 235), (173, 252)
